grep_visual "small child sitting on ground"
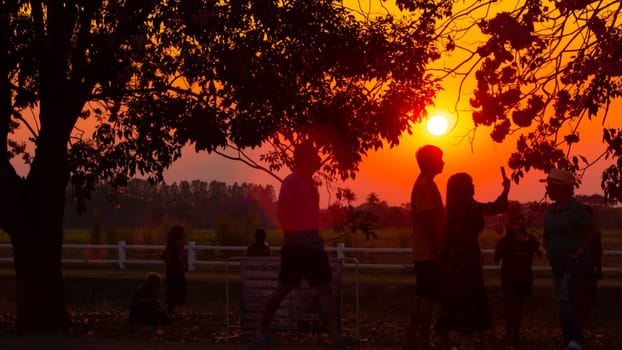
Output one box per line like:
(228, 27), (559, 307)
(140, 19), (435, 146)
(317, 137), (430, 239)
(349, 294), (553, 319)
(129, 272), (171, 326)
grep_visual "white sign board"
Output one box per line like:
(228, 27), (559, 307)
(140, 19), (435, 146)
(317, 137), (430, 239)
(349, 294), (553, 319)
(239, 257), (342, 331)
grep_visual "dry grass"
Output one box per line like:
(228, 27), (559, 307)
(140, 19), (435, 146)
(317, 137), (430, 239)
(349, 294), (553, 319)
(0, 269), (621, 349)
(0, 226), (620, 348)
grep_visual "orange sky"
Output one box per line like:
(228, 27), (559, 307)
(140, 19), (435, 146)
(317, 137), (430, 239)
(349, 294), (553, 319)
(162, 93), (617, 208)
(162, 0), (619, 208)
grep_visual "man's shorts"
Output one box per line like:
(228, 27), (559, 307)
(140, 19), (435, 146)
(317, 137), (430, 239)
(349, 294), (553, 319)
(414, 260), (440, 299)
(279, 244), (332, 287)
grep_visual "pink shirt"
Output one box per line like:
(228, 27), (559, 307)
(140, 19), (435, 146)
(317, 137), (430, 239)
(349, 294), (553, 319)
(278, 173), (322, 247)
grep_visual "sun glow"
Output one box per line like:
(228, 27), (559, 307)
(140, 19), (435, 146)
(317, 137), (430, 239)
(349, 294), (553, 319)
(426, 114), (449, 136)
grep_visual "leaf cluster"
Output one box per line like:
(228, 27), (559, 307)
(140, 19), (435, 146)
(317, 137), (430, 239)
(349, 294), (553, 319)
(438, 0), (622, 203)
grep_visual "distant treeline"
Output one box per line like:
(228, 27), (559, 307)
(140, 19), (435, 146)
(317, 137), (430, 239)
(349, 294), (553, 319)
(64, 179), (279, 230)
(64, 180), (622, 234)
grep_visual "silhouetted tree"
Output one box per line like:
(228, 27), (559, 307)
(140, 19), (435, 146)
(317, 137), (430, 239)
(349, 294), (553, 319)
(2, 0), (447, 329)
(366, 193), (381, 206)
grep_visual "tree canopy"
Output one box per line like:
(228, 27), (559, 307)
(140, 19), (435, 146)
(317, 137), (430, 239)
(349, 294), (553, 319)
(1, 0), (447, 329)
(4, 0), (446, 207)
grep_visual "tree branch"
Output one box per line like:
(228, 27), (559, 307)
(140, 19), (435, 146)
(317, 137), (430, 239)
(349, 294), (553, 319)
(213, 145), (283, 184)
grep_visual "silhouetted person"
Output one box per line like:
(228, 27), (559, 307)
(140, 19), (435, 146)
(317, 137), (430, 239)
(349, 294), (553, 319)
(436, 170), (510, 350)
(255, 142), (355, 348)
(542, 169), (599, 350)
(129, 273), (171, 326)
(247, 228), (271, 257)
(577, 205), (603, 330)
(161, 225), (187, 316)
(494, 216), (541, 343)
(406, 145), (445, 350)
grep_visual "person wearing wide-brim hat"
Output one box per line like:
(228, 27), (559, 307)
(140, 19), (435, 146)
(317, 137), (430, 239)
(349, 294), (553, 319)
(541, 168), (599, 350)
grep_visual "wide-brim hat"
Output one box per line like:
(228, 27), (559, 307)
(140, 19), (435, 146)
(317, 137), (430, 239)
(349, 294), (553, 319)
(540, 168), (574, 186)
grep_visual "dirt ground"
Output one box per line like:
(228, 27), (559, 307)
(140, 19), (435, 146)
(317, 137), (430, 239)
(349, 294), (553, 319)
(0, 269), (621, 349)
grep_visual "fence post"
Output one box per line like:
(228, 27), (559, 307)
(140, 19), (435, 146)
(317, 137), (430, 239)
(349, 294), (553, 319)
(118, 241), (126, 270)
(337, 242), (345, 259)
(187, 241), (196, 272)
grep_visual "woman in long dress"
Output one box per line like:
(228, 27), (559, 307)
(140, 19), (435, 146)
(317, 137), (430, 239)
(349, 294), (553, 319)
(436, 171), (510, 350)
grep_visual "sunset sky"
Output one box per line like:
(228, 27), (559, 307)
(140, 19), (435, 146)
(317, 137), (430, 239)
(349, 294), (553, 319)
(161, 0), (618, 208)
(9, 1), (618, 209)
(162, 92), (617, 208)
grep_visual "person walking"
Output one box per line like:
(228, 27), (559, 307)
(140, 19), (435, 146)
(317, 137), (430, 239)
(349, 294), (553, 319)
(436, 170), (510, 350)
(577, 205), (603, 329)
(542, 169), (599, 350)
(255, 141), (355, 348)
(405, 145), (445, 350)
(494, 211), (542, 343)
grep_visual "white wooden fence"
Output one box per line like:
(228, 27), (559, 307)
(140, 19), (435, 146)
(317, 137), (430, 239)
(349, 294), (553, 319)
(0, 242), (621, 272)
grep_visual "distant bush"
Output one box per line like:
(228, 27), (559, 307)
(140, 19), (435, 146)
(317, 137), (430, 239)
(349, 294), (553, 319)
(214, 214), (258, 246)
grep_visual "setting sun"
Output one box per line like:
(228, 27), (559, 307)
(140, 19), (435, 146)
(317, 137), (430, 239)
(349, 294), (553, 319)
(426, 114), (449, 136)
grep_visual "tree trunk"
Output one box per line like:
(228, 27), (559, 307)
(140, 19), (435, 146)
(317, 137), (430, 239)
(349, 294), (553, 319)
(0, 4), (85, 329)
(9, 135), (72, 330)
(13, 228), (70, 330)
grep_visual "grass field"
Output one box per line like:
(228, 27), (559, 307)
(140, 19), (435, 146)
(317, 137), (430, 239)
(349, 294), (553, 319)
(2, 226), (621, 247)
(1, 227), (621, 274)
(0, 268), (621, 349)
(0, 227), (621, 348)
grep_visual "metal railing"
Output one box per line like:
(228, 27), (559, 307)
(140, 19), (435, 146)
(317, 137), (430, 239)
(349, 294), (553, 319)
(0, 242), (621, 272)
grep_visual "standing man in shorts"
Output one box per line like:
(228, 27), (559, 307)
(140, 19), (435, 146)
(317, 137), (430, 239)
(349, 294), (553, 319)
(256, 141), (355, 348)
(406, 145), (445, 350)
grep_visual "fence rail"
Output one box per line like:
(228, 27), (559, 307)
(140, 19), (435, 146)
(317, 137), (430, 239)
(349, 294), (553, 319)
(1, 242), (621, 272)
